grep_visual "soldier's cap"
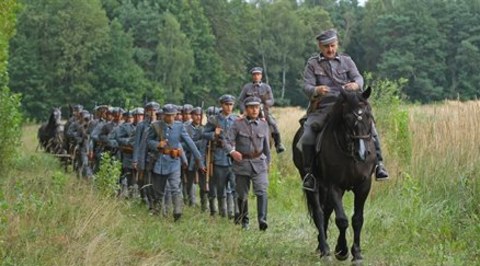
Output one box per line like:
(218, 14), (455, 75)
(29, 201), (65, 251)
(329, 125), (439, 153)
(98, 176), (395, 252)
(81, 110), (90, 119)
(219, 94), (235, 104)
(111, 107), (123, 114)
(162, 104), (178, 115)
(123, 110), (133, 117)
(316, 29), (338, 45)
(73, 104), (84, 112)
(156, 109), (163, 116)
(94, 105), (109, 112)
(191, 107), (202, 115)
(132, 107), (145, 115)
(175, 105), (184, 114)
(144, 101), (160, 111)
(244, 96), (262, 106)
(206, 106), (220, 116)
(250, 67), (263, 74)
(182, 104), (194, 114)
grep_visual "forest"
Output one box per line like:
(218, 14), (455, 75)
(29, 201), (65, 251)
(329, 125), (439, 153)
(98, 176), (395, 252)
(7, 0), (480, 119)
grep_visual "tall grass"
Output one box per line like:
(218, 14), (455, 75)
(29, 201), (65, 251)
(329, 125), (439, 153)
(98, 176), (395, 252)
(2, 100), (480, 265)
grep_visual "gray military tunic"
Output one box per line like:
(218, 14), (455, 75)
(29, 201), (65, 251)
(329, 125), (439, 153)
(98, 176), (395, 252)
(225, 117), (271, 199)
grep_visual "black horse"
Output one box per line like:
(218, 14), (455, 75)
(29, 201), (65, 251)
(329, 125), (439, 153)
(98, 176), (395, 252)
(38, 107), (65, 154)
(293, 87), (376, 263)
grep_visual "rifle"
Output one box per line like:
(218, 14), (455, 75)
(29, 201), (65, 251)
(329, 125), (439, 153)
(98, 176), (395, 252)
(205, 140), (213, 192)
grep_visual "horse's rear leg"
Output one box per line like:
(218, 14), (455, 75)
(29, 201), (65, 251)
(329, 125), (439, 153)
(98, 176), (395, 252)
(331, 188), (349, 261)
(351, 184), (371, 263)
(306, 191), (330, 257)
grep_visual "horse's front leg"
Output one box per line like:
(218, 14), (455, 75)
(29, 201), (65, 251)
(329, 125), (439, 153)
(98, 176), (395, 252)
(306, 190), (330, 257)
(330, 187), (349, 261)
(351, 181), (371, 263)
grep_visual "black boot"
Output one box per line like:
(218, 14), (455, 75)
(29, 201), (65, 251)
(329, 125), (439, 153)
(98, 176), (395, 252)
(272, 133), (286, 154)
(209, 197), (217, 216)
(302, 144), (316, 191)
(373, 134), (389, 181)
(227, 193), (235, 219)
(257, 195), (268, 231)
(173, 194), (183, 222)
(200, 190), (208, 212)
(219, 197), (227, 218)
(237, 198), (249, 230)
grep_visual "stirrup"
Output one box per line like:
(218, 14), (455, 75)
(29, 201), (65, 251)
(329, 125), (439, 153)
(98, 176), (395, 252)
(302, 172), (317, 192)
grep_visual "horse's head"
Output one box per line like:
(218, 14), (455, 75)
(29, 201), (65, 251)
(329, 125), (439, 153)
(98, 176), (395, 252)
(337, 87), (373, 160)
(50, 107), (62, 124)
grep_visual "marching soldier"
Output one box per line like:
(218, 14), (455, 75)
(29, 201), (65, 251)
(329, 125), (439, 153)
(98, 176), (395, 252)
(203, 95), (238, 218)
(90, 105), (109, 173)
(113, 110), (137, 197)
(68, 110), (93, 179)
(239, 67), (285, 153)
(133, 102), (160, 210)
(225, 96), (271, 231)
(147, 104), (206, 221)
(181, 104), (194, 205)
(184, 107), (207, 208)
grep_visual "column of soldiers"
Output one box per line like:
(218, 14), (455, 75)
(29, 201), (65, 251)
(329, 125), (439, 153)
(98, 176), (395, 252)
(61, 67), (278, 230)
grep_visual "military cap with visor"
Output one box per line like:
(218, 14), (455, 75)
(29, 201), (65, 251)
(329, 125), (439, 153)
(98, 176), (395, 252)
(191, 107), (203, 115)
(316, 29), (338, 45)
(132, 107), (145, 115)
(182, 104), (194, 114)
(250, 67), (263, 74)
(144, 101), (160, 111)
(73, 104), (84, 112)
(244, 96), (262, 106)
(219, 94), (235, 104)
(162, 104), (178, 115)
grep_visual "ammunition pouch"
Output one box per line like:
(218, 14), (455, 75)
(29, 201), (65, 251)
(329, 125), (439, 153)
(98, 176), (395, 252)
(160, 148), (183, 158)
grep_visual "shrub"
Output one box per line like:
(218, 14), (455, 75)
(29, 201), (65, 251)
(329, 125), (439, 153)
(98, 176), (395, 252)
(94, 153), (121, 197)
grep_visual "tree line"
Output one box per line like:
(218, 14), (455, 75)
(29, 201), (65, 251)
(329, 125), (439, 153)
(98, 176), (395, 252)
(7, 0), (480, 120)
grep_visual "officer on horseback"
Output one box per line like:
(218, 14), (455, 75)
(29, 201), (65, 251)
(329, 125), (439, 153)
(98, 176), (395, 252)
(300, 29), (389, 187)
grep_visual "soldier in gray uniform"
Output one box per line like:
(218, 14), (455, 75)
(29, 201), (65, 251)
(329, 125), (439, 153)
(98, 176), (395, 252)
(90, 105), (110, 173)
(203, 95), (238, 218)
(239, 67), (285, 154)
(132, 102), (160, 210)
(184, 107), (207, 208)
(181, 104), (194, 205)
(225, 96), (271, 231)
(300, 29), (389, 187)
(147, 104), (206, 221)
(113, 110), (137, 197)
(69, 110), (93, 179)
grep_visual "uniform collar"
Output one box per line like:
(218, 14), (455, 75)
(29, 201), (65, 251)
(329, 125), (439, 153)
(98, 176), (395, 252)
(319, 53), (340, 61)
(246, 117), (258, 124)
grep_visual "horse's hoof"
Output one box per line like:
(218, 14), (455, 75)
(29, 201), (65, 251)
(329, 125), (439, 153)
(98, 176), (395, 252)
(335, 250), (349, 261)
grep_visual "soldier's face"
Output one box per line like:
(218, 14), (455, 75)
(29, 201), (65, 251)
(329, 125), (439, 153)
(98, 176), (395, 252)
(164, 114), (175, 124)
(134, 114), (144, 123)
(126, 116), (134, 123)
(221, 103), (234, 115)
(319, 41), (338, 59)
(245, 105), (260, 118)
(182, 113), (191, 121)
(175, 113), (183, 121)
(192, 113), (202, 125)
(252, 73), (262, 83)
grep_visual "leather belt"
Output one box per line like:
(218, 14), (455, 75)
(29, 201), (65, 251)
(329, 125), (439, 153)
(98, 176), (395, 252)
(241, 151), (262, 159)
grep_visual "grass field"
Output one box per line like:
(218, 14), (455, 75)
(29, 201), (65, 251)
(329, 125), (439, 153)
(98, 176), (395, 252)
(1, 102), (479, 265)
